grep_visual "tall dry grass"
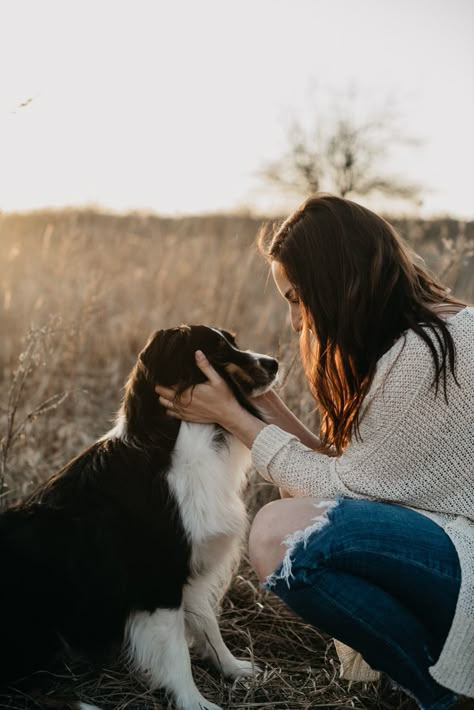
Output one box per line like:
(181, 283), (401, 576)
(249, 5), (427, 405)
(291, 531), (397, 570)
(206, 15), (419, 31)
(0, 209), (472, 709)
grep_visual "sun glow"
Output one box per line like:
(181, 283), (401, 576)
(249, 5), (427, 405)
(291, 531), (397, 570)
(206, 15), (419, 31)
(0, 0), (472, 217)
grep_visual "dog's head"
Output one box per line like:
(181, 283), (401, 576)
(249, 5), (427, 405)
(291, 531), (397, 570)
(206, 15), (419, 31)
(139, 325), (278, 401)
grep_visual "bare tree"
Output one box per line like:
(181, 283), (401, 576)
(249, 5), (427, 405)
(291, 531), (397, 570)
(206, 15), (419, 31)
(260, 97), (422, 205)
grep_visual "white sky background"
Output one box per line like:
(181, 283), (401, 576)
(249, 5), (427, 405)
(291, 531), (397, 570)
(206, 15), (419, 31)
(0, 0), (473, 218)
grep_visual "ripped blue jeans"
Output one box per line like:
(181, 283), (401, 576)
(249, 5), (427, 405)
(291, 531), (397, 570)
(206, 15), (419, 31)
(264, 497), (461, 710)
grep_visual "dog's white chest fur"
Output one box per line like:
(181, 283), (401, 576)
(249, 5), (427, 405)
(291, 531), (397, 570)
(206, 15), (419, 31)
(125, 422), (257, 710)
(166, 422), (251, 574)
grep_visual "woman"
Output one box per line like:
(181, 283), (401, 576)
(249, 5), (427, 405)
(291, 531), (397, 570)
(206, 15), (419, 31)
(156, 194), (474, 709)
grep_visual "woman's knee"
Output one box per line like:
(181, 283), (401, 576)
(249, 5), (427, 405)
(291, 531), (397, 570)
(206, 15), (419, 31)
(248, 499), (285, 582)
(248, 497), (336, 582)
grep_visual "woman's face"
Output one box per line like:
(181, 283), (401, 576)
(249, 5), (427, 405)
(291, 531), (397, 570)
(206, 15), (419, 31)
(271, 261), (303, 333)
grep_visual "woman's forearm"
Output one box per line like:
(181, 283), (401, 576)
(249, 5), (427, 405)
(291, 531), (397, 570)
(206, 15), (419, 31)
(252, 390), (320, 450)
(219, 389), (321, 453)
(156, 351), (321, 454)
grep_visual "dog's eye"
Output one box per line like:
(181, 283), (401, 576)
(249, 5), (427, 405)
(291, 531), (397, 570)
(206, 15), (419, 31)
(214, 339), (231, 358)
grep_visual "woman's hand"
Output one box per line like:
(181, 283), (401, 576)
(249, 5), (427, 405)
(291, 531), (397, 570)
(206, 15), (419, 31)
(155, 350), (242, 427)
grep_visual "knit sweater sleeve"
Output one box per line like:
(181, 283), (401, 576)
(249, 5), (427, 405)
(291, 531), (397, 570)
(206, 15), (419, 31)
(250, 333), (412, 499)
(251, 424), (352, 497)
(251, 309), (474, 512)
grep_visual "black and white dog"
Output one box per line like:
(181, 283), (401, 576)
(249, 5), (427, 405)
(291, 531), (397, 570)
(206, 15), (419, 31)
(0, 325), (278, 710)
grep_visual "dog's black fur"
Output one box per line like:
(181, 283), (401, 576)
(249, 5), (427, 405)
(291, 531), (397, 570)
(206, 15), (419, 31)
(0, 325), (278, 696)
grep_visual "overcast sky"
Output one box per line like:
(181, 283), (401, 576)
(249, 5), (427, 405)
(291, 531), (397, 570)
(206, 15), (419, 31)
(0, 0), (473, 217)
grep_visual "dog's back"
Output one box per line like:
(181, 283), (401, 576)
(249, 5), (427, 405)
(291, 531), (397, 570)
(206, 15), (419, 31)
(0, 325), (278, 709)
(0, 437), (192, 686)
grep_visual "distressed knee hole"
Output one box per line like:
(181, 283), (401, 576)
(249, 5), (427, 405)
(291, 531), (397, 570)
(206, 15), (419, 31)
(264, 498), (339, 590)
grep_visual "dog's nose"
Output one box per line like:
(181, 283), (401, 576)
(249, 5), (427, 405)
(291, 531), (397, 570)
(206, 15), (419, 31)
(259, 357), (279, 376)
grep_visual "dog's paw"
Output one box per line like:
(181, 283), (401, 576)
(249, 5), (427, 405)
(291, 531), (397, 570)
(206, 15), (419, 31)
(225, 658), (262, 679)
(176, 697), (222, 710)
(196, 701), (222, 710)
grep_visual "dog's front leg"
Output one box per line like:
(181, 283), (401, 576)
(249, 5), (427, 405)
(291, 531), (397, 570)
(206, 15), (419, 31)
(184, 580), (260, 679)
(125, 607), (222, 710)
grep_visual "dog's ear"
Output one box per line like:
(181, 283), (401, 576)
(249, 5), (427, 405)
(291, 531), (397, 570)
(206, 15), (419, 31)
(139, 329), (166, 372)
(139, 326), (198, 388)
(219, 328), (237, 346)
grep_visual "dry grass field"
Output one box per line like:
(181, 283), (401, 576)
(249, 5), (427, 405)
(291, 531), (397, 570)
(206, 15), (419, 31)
(0, 209), (473, 709)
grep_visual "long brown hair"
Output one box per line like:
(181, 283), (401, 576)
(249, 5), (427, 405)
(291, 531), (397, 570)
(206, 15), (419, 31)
(259, 194), (463, 455)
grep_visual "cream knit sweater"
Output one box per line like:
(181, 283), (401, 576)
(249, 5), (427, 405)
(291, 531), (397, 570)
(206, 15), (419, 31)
(251, 307), (474, 697)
